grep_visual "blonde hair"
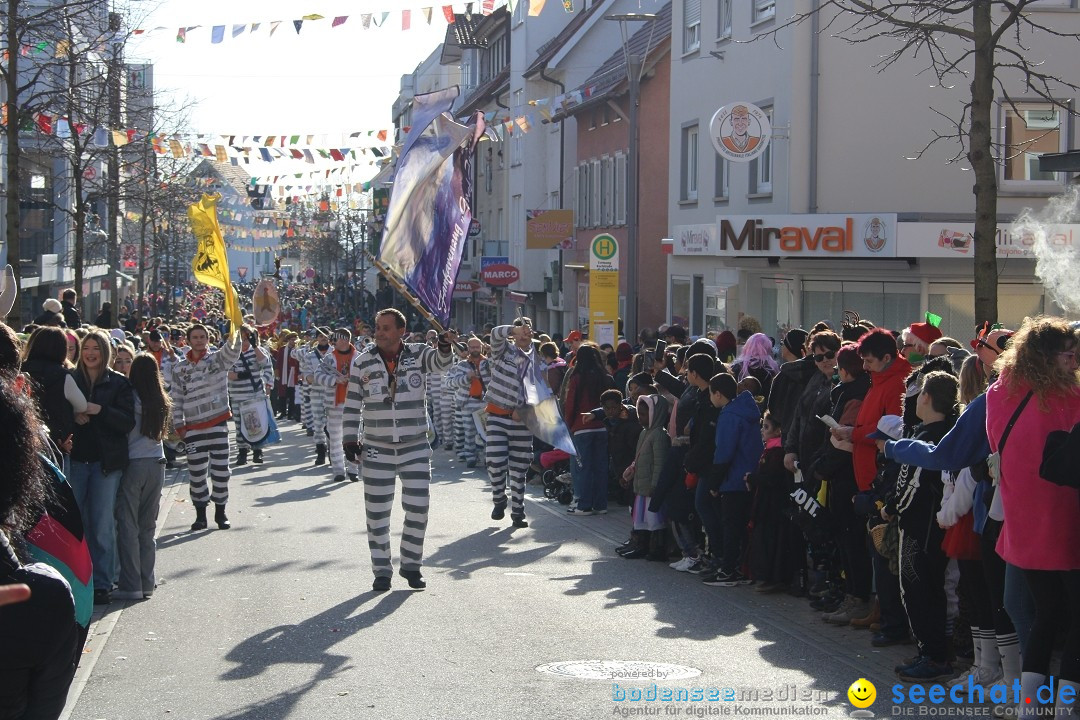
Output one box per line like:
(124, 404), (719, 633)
(78, 330), (113, 388)
(958, 354), (987, 406)
(995, 315), (1079, 402)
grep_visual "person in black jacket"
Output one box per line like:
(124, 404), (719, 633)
(68, 330), (135, 605)
(766, 327), (812, 440)
(0, 374), (80, 720)
(61, 289), (82, 329)
(22, 327), (84, 455)
(93, 302), (114, 329)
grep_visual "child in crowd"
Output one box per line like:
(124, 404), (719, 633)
(620, 394), (671, 560)
(602, 389), (643, 507)
(702, 373), (763, 587)
(745, 411), (797, 592)
(737, 376), (765, 413)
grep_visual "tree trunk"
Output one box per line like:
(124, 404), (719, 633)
(968, 0), (998, 326)
(5, 0), (22, 326)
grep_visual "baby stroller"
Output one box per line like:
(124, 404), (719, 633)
(539, 448), (574, 505)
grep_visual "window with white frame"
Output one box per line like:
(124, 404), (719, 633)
(614, 153), (627, 225)
(590, 158), (601, 226)
(683, 0), (701, 53)
(485, 154), (493, 194)
(749, 107), (773, 194)
(1000, 101), (1067, 186)
(681, 124), (699, 202)
(714, 151), (729, 199)
(717, 0), (732, 39)
(752, 0), (775, 23)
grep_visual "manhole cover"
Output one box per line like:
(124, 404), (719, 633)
(536, 660), (701, 681)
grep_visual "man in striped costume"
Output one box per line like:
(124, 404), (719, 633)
(445, 337), (488, 468)
(170, 324), (243, 531)
(483, 318), (536, 528)
(227, 326), (274, 466)
(342, 309), (455, 592)
(304, 328), (332, 467)
(316, 328), (359, 482)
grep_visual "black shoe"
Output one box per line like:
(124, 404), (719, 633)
(893, 654), (926, 674)
(233, 449), (248, 467)
(621, 547), (649, 559)
(491, 502), (507, 520)
(252, 449), (263, 464)
(372, 576), (391, 592)
(873, 632), (913, 648)
(93, 588), (112, 605)
(347, 472), (359, 483)
(307, 428), (314, 437)
(214, 504), (231, 530)
(191, 505), (208, 531)
(333, 474), (346, 482)
(399, 569), (426, 590)
(511, 515), (528, 528)
(315, 443), (327, 466)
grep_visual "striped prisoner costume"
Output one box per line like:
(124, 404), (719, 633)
(435, 368), (457, 450)
(227, 344), (274, 451)
(170, 333), (243, 507)
(304, 343), (331, 440)
(342, 340), (453, 579)
(483, 325), (535, 521)
(299, 346), (313, 432)
(445, 354), (487, 462)
(315, 345), (358, 479)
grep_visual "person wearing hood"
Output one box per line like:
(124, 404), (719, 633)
(766, 327), (813, 443)
(34, 298), (65, 327)
(701, 373), (763, 587)
(832, 329), (912, 492)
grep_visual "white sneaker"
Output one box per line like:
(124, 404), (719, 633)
(675, 556), (702, 573)
(949, 665), (1004, 688)
(669, 557), (690, 570)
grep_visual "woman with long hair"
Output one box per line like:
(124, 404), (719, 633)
(22, 326), (88, 458)
(111, 343), (135, 377)
(113, 354), (171, 601)
(0, 375), (81, 718)
(731, 332), (779, 399)
(69, 330), (135, 605)
(986, 316), (1080, 717)
(563, 343), (615, 515)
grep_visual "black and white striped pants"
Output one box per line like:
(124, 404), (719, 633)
(361, 438), (432, 578)
(185, 422), (231, 506)
(485, 414), (532, 518)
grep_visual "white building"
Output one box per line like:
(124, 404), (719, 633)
(665, 0), (1078, 341)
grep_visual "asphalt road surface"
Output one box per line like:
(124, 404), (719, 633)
(64, 421), (921, 720)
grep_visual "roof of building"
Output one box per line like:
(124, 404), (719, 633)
(554, 2), (671, 122)
(522, 1), (609, 78)
(191, 160), (277, 211)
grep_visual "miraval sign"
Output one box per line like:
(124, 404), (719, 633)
(676, 214), (899, 257)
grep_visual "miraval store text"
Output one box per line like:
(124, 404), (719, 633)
(663, 214), (1073, 342)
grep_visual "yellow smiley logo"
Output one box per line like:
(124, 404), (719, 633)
(848, 678), (876, 709)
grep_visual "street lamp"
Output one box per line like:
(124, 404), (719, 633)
(605, 12), (655, 342)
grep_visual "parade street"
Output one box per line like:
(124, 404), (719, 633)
(65, 423), (915, 720)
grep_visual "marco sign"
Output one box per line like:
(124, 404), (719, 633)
(710, 102), (772, 163)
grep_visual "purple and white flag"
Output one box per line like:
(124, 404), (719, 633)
(378, 88), (485, 326)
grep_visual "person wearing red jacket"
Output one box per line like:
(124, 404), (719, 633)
(831, 329), (912, 491)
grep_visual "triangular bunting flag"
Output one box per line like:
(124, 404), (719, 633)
(361, 14), (372, 29)
(374, 12), (389, 27)
(293, 20), (303, 34)
(302, 14), (324, 21)
(232, 24), (245, 38)
(112, 129), (129, 146)
(211, 26), (225, 43)
(563, 0), (574, 10)
(443, 6), (456, 23)
(402, 9), (411, 30)
(270, 21), (282, 36)
(332, 16), (348, 27)
(176, 27), (186, 42)
(482, 0), (495, 14)
(422, 7), (433, 24)
(529, 0), (547, 16)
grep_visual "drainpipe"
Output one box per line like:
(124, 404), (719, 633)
(539, 66), (567, 331)
(808, 0), (820, 214)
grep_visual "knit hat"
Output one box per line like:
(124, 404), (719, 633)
(43, 298), (62, 314)
(782, 328), (808, 357)
(715, 330), (737, 357)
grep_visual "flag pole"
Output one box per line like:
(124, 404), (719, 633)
(365, 251), (446, 333)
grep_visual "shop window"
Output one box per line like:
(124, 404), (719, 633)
(670, 276), (691, 328)
(1000, 101), (1067, 188)
(802, 281), (919, 334)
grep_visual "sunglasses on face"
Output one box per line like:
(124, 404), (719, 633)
(812, 351), (837, 362)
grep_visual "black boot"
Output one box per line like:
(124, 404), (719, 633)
(252, 448), (263, 464)
(191, 505), (208, 531)
(617, 530), (646, 556)
(315, 443), (327, 466)
(621, 531), (649, 559)
(234, 448), (248, 467)
(214, 504), (231, 530)
(646, 530), (668, 561)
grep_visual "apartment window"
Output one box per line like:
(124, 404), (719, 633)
(461, 54), (478, 91)
(749, 107), (773, 195)
(683, 0), (701, 53)
(600, 156), (614, 226)
(481, 32), (509, 81)
(717, 0), (732, 39)
(614, 153), (627, 225)
(1001, 101), (1067, 187)
(681, 124), (699, 202)
(590, 158), (601, 226)
(714, 152), (729, 200)
(484, 155), (493, 194)
(752, 0), (775, 23)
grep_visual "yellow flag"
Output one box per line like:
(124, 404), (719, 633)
(188, 193), (243, 330)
